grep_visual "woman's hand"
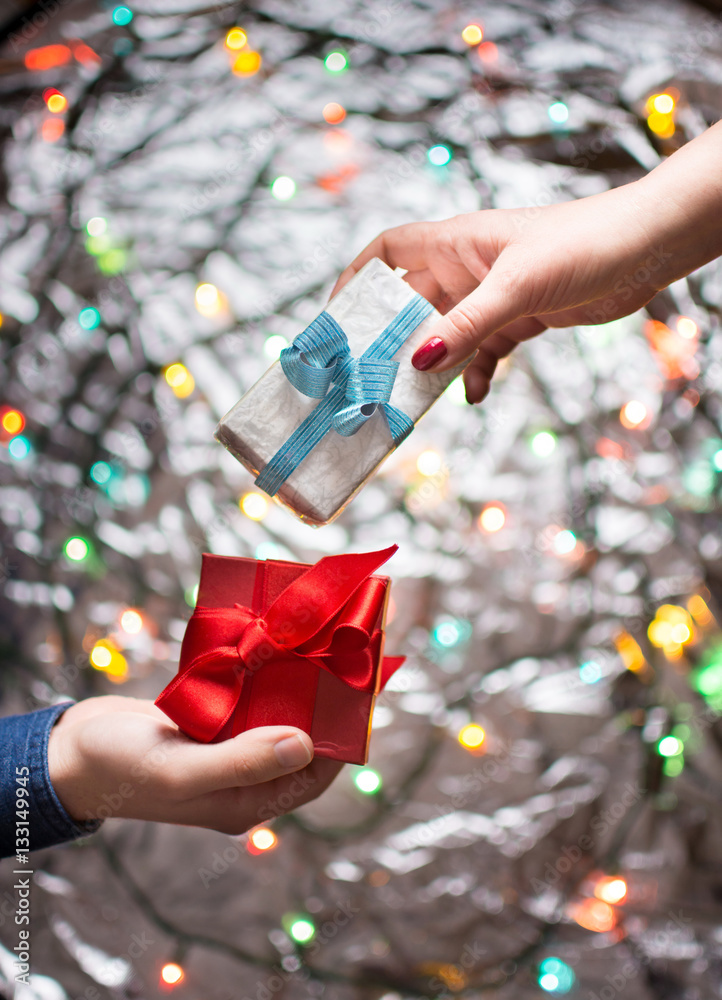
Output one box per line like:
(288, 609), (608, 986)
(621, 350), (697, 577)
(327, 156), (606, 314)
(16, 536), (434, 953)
(332, 121), (722, 404)
(48, 696), (341, 835)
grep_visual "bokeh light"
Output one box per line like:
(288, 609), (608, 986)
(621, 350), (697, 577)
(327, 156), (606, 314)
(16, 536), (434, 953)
(194, 282), (224, 316)
(479, 503), (506, 533)
(64, 537), (89, 561)
(458, 724), (486, 750)
(614, 631), (647, 673)
(233, 50), (262, 75)
(164, 363), (195, 398)
(41, 119), (65, 143)
(90, 461), (112, 485)
(552, 529), (577, 555)
(225, 28), (247, 50)
(323, 102), (346, 124)
(579, 660), (602, 684)
(538, 957), (575, 994)
(8, 436), (31, 460)
(620, 400), (648, 429)
(264, 334), (288, 359)
(427, 144), (452, 166)
(324, 51), (347, 72)
(240, 492), (269, 520)
(112, 5), (133, 26)
(417, 449), (442, 476)
(78, 307), (101, 330)
(86, 217), (107, 237)
(2, 409), (25, 436)
(658, 735), (683, 757)
(249, 827), (278, 852)
(46, 91), (68, 114)
(677, 316), (697, 339)
(461, 24), (483, 45)
(648, 604), (695, 658)
(570, 898), (617, 933)
(651, 92), (675, 114)
(25, 44), (72, 71)
(530, 430), (557, 457)
(548, 101), (569, 123)
(120, 609), (143, 634)
(271, 176), (297, 201)
(354, 768), (382, 794)
(594, 876), (627, 904)
(160, 962), (184, 985)
(288, 916), (316, 944)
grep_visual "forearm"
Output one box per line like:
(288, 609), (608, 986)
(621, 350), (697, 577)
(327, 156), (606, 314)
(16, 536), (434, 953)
(631, 119), (722, 287)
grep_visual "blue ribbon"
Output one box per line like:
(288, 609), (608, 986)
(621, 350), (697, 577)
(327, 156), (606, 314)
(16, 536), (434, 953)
(255, 293), (434, 496)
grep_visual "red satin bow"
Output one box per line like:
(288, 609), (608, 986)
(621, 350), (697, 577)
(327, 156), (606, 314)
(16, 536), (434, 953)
(156, 546), (400, 742)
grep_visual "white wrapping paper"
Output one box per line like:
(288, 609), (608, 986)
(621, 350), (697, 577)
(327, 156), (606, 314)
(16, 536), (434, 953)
(216, 258), (463, 525)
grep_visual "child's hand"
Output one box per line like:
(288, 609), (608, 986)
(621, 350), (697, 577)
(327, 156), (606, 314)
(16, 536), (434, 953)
(48, 696), (341, 834)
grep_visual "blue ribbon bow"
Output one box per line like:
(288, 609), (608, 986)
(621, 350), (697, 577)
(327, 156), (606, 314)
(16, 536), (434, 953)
(255, 292), (434, 497)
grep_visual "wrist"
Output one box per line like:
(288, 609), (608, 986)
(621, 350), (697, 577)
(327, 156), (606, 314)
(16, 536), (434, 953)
(47, 714), (90, 823)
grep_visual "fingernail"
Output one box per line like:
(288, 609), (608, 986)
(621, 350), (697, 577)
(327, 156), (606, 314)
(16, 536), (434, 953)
(411, 337), (447, 371)
(274, 734), (313, 769)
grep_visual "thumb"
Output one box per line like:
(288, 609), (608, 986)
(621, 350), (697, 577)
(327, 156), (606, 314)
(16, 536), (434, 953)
(171, 726), (314, 797)
(411, 269), (523, 373)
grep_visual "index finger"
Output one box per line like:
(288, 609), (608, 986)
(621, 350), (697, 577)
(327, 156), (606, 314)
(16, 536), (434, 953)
(330, 221), (435, 298)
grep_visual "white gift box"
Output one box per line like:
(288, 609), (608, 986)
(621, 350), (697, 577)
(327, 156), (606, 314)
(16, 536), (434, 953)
(216, 257), (463, 525)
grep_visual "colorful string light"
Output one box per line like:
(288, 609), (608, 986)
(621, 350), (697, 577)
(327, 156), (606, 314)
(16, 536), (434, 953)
(248, 827), (278, 853)
(160, 962), (184, 985)
(620, 400), (648, 429)
(530, 430), (557, 457)
(427, 144), (452, 166)
(353, 768), (382, 794)
(548, 101), (569, 124)
(461, 24), (483, 45)
(225, 28), (247, 50)
(240, 492), (269, 520)
(538, 957), (575, 994)
(271, 176), (296, 200)
(1, 409), (25, 437)
(322, 102), (346, 124)
(112, 6), (134, 26)
(64, 537), (90, 562)
(283, 914), (316, 943)
(163, 363), (195, 398)
(416, 449), (442, 476)
(458, 724), (486, 750)
(479, 503), (505, 533)
(78, 307), (101, 330)
(233, 51), (262, 76)
(594, 876), (627, 904)
(194, 282), (224, 316)
(324, 51), (348, 72)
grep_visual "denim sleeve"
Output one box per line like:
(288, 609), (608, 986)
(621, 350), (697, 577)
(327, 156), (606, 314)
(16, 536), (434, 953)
(0, 703), (102, 859)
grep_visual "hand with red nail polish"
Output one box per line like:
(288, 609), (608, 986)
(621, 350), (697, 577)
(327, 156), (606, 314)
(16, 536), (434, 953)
(331, 121), (722, 404)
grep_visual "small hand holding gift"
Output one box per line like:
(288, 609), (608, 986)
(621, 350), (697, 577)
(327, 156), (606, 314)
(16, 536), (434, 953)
(216, 258), (464, 524)
(156, 545), (403, 765)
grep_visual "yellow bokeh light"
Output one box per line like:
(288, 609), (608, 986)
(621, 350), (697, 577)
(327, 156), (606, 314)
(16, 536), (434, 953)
(120, 609), (143, 634)
(240, 492), (269, 520)
(648, 604), (695, 658)
(614, 631), (647, 673)
(225, 28), (247, 50)
(90, 644), (112, 669)
(479, 504), (505, 533)
(647, 111), (675, 138)
(250, 827), (278, 851)
(416, 449), (442, 476)
(652, 93), (674, 114)
(194, 282), (224, 316)
(458, 723), (486, 749)
(233, 50), (262, 76)
(2, 409), (25, 435)
(47, 92), (67, 113)
(160, 963), (184, 985)
(620, 400), (648, 429)
(676, 316), (697, 339)
(164, 363), (195, 399)
(594, 876), (627, 905)
(687, 594), (714, 627)
(461, 24), (483, 45)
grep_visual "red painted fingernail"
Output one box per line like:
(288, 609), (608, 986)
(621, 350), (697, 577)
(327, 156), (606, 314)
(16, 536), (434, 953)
(411, 337), (447, 371)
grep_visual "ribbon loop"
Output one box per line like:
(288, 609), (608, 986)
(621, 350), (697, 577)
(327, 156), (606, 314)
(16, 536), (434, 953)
(255, 292), (435, 497)
(280, 312), (350, 399)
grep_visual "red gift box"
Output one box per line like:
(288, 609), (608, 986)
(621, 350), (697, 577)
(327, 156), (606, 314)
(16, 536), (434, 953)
(156, 546), (403, 765)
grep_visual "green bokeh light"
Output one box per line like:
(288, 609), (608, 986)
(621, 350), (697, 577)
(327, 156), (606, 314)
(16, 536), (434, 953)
(112, 5), (133, 26)
(78, 307), (101, 330)
(353, 767), (382, 794)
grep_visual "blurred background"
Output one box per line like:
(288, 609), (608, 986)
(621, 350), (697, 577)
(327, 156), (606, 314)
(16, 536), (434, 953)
(1, 0), (722, 997)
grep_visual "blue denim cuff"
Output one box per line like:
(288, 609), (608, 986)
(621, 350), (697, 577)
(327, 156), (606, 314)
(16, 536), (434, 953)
(0, 703), (102, 859)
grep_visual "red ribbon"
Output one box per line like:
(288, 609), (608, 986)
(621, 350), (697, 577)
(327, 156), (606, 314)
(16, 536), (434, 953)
(156, 546), (400, 742)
